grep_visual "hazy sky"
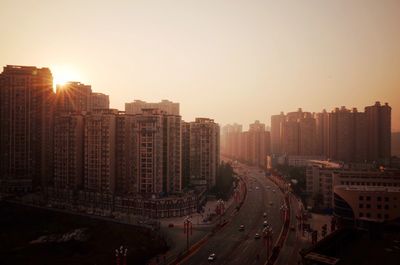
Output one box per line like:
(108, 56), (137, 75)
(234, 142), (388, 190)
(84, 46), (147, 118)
(1, 0), (399, 131)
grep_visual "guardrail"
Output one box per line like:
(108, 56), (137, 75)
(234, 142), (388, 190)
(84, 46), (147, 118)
(265, 177), (291, 265)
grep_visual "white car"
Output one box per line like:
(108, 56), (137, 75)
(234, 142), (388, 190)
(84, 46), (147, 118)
(263, 221), (268, 227)
(263, 212), (267, 218)
(208, 253), (216, 261)
(254, 233), (260, 239)
(239, 224), (245, 231)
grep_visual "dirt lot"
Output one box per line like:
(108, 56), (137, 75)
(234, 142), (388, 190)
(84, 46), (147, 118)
(0, 202), (168, 265)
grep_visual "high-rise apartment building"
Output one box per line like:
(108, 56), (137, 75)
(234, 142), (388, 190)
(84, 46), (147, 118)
(56, 82), (92, 112)
(162, 113), (182, 194)
(182, 121), (191, 189)
(392, 132), (400, 157)
(0, 65), (54, 192)
(125, 99), (179, 115)
(53, 113), (84, 189)
(328, 107), (368, 162)
(132, 108), (182, 195)
(274, 109), (317, 156)
(84, 109), (117, 194)
(353, 110), (368, 162)
(188, 118), (220, 188)
(365, 102), (391, 162)
(328, 107), (356, 162)
(248, 120), (269, 167)
(281, 118), (300, 155)
(221, 123), (242, 159)
(299, 114), (317, 155)
(239, 131), (250, 163)
(55, 82), (109, 113)
(272, 102), (390, 163)
(115, 112), (136, 195)
(271, 113), (285, 155)
(316, 110), (330, 157)
(223, 122), (270, 167)
(231, 124), (243, 159)
(88, 92), (109, 111)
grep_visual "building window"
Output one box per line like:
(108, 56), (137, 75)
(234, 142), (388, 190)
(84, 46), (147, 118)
(366, 213), (371, 218)
(359, 196), (364, 201)
(366, 204), (371, 209)
(377, 197), (382, 202)
(359, 213), (364, 217)
(377, 205), (382, 209)
(377, 214), (382, 219)
(366, 196), (371, 201)
(385, 197), (389, 202)
(359, 204), (363, 208)
(384, 205), (389, 210)
(384, 214), (389, 219)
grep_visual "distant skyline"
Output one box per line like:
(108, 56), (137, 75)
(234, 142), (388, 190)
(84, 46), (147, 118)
(1, 0), (399, 131)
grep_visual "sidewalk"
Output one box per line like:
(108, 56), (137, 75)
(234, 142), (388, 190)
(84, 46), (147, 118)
(158, 195), (235, 229)
(288, 213), (332, 264)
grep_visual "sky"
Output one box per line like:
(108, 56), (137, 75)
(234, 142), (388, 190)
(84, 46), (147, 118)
(1, 0), (399, 131)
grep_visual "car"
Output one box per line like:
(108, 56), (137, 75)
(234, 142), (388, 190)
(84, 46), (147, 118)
(208, 253), (216, 261)
(263, 221), (268, 227)
(255, 186), (259, 190)
(263, 212), (267, 218)
(239, 224), (245, 231)
(254, 233), (260, 239)
(272, 189), (276, 193)
(269, 202), (273, 206)
(290, 225), (295, 231)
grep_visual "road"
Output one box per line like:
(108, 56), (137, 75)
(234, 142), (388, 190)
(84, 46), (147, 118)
(181, 162), (285, 265)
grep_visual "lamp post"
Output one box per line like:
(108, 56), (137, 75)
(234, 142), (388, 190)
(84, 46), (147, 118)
(216, 199), (225, 225)
(183, 217), (193, 252)
(280, 204), (288, 221)
(115, 245), (128, 265)
(263, 225), (273, 258)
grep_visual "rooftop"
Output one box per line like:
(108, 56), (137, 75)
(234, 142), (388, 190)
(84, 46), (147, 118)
(308, 160), (342, 169)
(301, 228), (400, 265)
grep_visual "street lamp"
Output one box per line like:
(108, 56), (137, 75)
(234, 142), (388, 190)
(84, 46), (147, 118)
(216, 199), (225, 225)
(183, 217), (193, 252)
(115, 245), (128, 265)
(280, 204), (288, 221)
(263, 226), (273, 258)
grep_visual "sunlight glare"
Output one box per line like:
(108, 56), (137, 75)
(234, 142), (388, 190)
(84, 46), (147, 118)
(52, 66), (81, 89)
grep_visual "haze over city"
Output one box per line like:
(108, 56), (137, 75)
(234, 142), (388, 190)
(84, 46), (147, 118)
(1, 1), (400, 265)
(1, 0), (399, 130)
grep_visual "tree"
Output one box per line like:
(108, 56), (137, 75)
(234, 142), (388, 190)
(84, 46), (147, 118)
(213, 162), (234, 200)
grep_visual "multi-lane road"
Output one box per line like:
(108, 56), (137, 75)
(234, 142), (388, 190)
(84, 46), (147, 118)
(182, 162), (286, 265)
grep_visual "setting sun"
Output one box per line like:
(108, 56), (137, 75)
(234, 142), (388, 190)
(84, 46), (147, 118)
(52, 65), (81, 89)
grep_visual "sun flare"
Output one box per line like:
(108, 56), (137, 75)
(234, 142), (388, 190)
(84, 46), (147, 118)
(52, 66), (81, 89)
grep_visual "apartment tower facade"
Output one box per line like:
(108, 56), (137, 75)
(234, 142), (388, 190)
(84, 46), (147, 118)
(0, 65), (54, 191)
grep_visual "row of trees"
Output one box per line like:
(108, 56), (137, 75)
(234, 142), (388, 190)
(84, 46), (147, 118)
(211, 162), (235, 200)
